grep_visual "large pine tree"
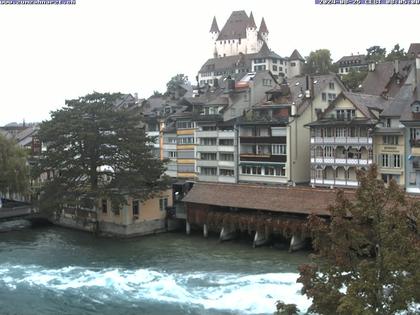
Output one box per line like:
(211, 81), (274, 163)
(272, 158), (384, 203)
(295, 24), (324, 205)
(33, 92), (169, 214)
(298, 166), (420, 315)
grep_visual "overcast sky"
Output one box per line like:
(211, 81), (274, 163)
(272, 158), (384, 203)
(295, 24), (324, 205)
(0, 0), (419, 125)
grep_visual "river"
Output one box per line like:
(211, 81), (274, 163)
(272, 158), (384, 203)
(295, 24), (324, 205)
(0, 224), (312, 315)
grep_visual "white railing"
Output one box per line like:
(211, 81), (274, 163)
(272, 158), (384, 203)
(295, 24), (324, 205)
(311, 179), (358, 187)
(311, 137), (372, 144)
(311, 157), (373, 165)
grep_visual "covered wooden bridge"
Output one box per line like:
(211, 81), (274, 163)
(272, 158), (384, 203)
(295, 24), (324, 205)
(182, 182), (354, 251)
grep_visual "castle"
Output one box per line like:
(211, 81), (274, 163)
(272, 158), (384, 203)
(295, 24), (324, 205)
(198, 11), (304, 87)
(210, 10), (268, 58)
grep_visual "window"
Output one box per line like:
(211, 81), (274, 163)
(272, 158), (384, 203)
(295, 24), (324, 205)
(272, 65), (278, 71)
(200, 167), (217, 176)
(219, 139), (234, 146)
(166, 137), (177, 144)
(159, 198), (168, 211)
(386, 118), (391, 127)
(201, 152), (217, 160)
(220, 153), (234, 161)
(272, 59), (277, 64)
(101, 199), (107, 214)
(241, 166), (262, 175)
(382, 174), (400, 184)
(291, 62), (296, 67)
(220, 169), (234, 176)
(324, 146), (334, 157)
(322, 93), (327, 102)
(169, 151), (177, 158)
(132, 200), (139, 216)
(328, 93), (336, 101)
(178, 137), (194, 144)
(177, 121), (194, 129)
(272, 144), (286, 155)
(381, 154), (389, 167)
(263, 79), (272, 86)
(329, 82), (335, 89)
(392, 154), (401, 168)
(335, 127), (346, 137)
(113, 204), (120, 216)
(201, 138), (217, 145)
(263, 166), (286, 176)
(383, 136), (398, 145)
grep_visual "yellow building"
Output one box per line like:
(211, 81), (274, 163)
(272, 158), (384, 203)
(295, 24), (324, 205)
(97, 189), (173, 236)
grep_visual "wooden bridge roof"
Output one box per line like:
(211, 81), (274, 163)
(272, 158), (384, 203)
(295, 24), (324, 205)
(182, 182), (355, 216)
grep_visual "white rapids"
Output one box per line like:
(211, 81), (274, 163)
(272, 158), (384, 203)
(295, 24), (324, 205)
(0, 264), (311, 314)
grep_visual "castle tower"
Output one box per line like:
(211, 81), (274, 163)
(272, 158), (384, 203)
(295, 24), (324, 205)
(246, 11), (258, 54)
(209, 16), (220, 58)
(259, 17), (269, 44)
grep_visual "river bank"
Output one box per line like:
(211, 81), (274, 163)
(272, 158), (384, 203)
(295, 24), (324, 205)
(0, 224), (312, 315)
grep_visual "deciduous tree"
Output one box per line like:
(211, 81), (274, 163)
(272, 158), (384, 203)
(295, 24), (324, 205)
(303, 49), (334, 75)
(366, 45), (386, 63)
(341, 69), (368, 92)
(298, 166), (420, 315)
(0, 134), (28, 199)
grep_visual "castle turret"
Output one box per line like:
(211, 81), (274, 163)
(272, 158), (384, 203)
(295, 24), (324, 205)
(246, 12), (258, 54)
(259, 17), (269, 44)
(210, 16), (220, 58)
(288, 49), (305, 78)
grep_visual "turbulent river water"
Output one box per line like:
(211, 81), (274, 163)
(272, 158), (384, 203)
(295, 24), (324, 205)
(0, 225), (311, 315)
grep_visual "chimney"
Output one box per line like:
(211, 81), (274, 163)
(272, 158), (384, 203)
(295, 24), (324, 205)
(134, 92), (138, 100)
(394, 59), (399, 73)
(305, 75), (311, 98)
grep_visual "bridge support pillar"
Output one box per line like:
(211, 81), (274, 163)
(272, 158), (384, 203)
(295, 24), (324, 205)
(289, 234), (305, 252)
(253, 226), (270, 248)
(203, 223), (208, 238)
(219, 226), (236, 242)
(186, 221), (191, 235)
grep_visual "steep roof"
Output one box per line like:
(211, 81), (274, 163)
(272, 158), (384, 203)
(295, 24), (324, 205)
(217, 10), (251, 41)
(259, 17), (268, 33)
(199, 53), (256, 74)
(209, 16), (219, 33)
(361, 60), (413, 97)
(289, 49), (304, 61)
(343, 92), (392, 118)
(183, 182), (355, 216)
(253, 41), (282, 59)
(381, 83), (413, 117)
(408, 43), (420, 57)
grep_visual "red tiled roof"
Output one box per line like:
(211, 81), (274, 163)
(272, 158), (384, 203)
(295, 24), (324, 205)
(183, 182), (355, 216)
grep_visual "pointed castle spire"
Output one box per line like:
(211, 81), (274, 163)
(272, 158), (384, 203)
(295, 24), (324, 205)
(259, 17), (268, 34)
(209, 16), (219, 33)
(247, 11), (257, 29)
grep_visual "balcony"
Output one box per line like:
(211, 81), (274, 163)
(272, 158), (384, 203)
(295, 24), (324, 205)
(240, 154), (287, 163)
(311, 137), (372, 145)
(311, 157), (373, 166)
(240, 136), (286, 144)
(196, 145), (218, 152)
(196, 130), (218, 137)
(197, 160), (218, 167)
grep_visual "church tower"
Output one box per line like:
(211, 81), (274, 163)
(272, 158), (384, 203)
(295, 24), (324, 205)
(209, 16), (220, 58)
(246, 12), (258, 54)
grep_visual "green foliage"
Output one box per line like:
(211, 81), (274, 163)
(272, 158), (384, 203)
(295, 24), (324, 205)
(366, 45), (386, 63)
(303, 49), (334, 75)
(0, 134), (28, 197)
(274, 301), (299, 315)
(33, 92), (170, 216)
(298, 165), (420, 315)
(165, 73), (189, 99)
(153, 90), (163, 97)
(385, 44), (408, 62)
(341, 69), (368, 92)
